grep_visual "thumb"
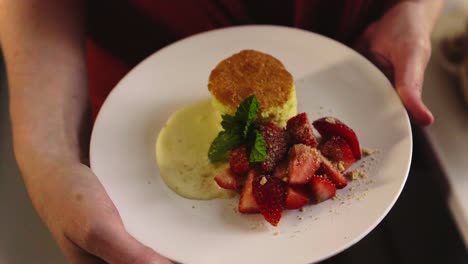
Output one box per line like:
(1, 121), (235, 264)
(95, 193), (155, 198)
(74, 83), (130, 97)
(84, 224), (173, 264)
(393, 46), (434, 126)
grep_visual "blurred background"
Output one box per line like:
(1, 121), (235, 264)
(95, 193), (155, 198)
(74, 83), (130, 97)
(0, 0), (467, 263)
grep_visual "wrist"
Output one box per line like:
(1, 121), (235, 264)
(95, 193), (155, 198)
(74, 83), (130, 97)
(13, 136), (83, 179)
(10, 105), (91, 172)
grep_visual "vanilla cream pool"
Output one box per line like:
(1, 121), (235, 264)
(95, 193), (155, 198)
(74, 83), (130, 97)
(156, 100), (235, 199)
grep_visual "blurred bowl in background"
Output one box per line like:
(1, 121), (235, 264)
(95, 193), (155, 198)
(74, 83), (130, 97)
(432, 2), (468, 106)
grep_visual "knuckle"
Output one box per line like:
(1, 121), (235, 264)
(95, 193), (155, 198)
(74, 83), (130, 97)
(415, 38), (431, 56)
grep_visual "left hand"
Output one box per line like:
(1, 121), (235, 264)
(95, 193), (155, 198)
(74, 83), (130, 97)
(356, 0), (442, 126)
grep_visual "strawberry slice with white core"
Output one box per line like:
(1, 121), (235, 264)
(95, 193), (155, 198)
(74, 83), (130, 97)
(319, 155), (348, 189)
(285, 186), (310, 209)
(258, 123), (289, 174)
(287, 112), (318, 147)
(252, 175), (286, 226)
(313, 117), (361, 160)
(229, 145), (250, 175)
(309, 176), (336, 203)
(319, 136), (356, 170)
(238, 170), (259, 213)
(214, 168), (240, 190)
(287, 144), (321, 185)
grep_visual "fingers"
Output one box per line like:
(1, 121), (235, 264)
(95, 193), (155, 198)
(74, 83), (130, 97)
(355, 24), (394, 81)
(393, 45), (434, 126)
(81, 223), (173, 264)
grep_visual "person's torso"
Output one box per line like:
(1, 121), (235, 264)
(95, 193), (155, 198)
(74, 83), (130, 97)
(86, 0), (398, 65)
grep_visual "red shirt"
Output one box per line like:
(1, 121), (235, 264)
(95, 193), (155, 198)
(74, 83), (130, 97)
(86, 0), (398, 118)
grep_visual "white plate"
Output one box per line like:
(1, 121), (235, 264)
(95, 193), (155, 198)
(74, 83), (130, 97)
(90, 25), (412, 264)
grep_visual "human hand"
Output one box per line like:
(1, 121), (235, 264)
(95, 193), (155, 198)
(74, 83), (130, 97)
(25, 161), (172, 264)
(356, 0), (442, 126)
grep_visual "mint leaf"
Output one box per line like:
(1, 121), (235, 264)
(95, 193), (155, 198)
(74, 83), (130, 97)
(234, 95), (260, 137)
(249, 129), (267, 162)
(208, 95), (262, 163)
(208, 131), (242, 162)
(220, 114), (239, 131)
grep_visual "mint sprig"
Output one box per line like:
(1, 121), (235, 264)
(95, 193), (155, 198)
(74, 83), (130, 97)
(249, 129), (267, 162)
(235, 95), (260, 137)
(208, 131), (242, 162)
(208, 95), (267, 163)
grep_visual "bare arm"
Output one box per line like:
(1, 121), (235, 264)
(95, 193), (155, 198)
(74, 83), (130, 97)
(1, 0), (88, 169)
(0, 1), (171, 263)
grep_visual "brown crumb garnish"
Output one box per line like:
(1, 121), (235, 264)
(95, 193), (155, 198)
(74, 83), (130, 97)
(273, 231), (280, 236)
(362, 148), (376, 156)
(325, 117), (336, 124)
(260, 176), (268, 185)
(282, 177), (288, 182)
(346, 169), (366, 180)
(337, 161), (345, 172)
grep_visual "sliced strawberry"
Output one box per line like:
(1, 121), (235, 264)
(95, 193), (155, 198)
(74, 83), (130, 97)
(252, 175), (286, 226)
(214, 168), (240, 190)
(319, 155), (348, 189)
(229, 145), (250, 175)
(309, 176), (336, 203)
(285, 186), (310, 209)
(273, 159), (289, 182)
(312, 117), (361, 160)
(258, 123), (289, 174)
(287, 112), (318, 147)
(319, 136), (356, 170)
(239, 170), (259, 213)
(287, 144), (321, 185)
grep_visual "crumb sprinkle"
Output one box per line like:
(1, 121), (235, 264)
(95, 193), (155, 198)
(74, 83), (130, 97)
(347, 169), (366, 180)
(325, 117), (336, 124)
(337, 161), (345, 172)
(260, 176), (268, 185)
(362, 148), (376, 156)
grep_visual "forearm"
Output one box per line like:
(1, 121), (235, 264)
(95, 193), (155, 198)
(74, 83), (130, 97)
(0, 0), (87, 176)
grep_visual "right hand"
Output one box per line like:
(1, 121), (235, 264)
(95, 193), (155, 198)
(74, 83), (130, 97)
(25, 161), (172, 264)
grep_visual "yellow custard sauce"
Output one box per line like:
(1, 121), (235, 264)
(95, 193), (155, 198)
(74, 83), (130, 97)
(156, 100), (235, 200)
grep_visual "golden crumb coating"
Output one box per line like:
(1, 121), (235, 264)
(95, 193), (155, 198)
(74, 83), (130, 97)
(208, 50), (294, 112)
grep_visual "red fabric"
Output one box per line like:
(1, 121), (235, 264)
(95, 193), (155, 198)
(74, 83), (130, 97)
(86, 41), (131, 121)
(86, 0), (398, 118)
